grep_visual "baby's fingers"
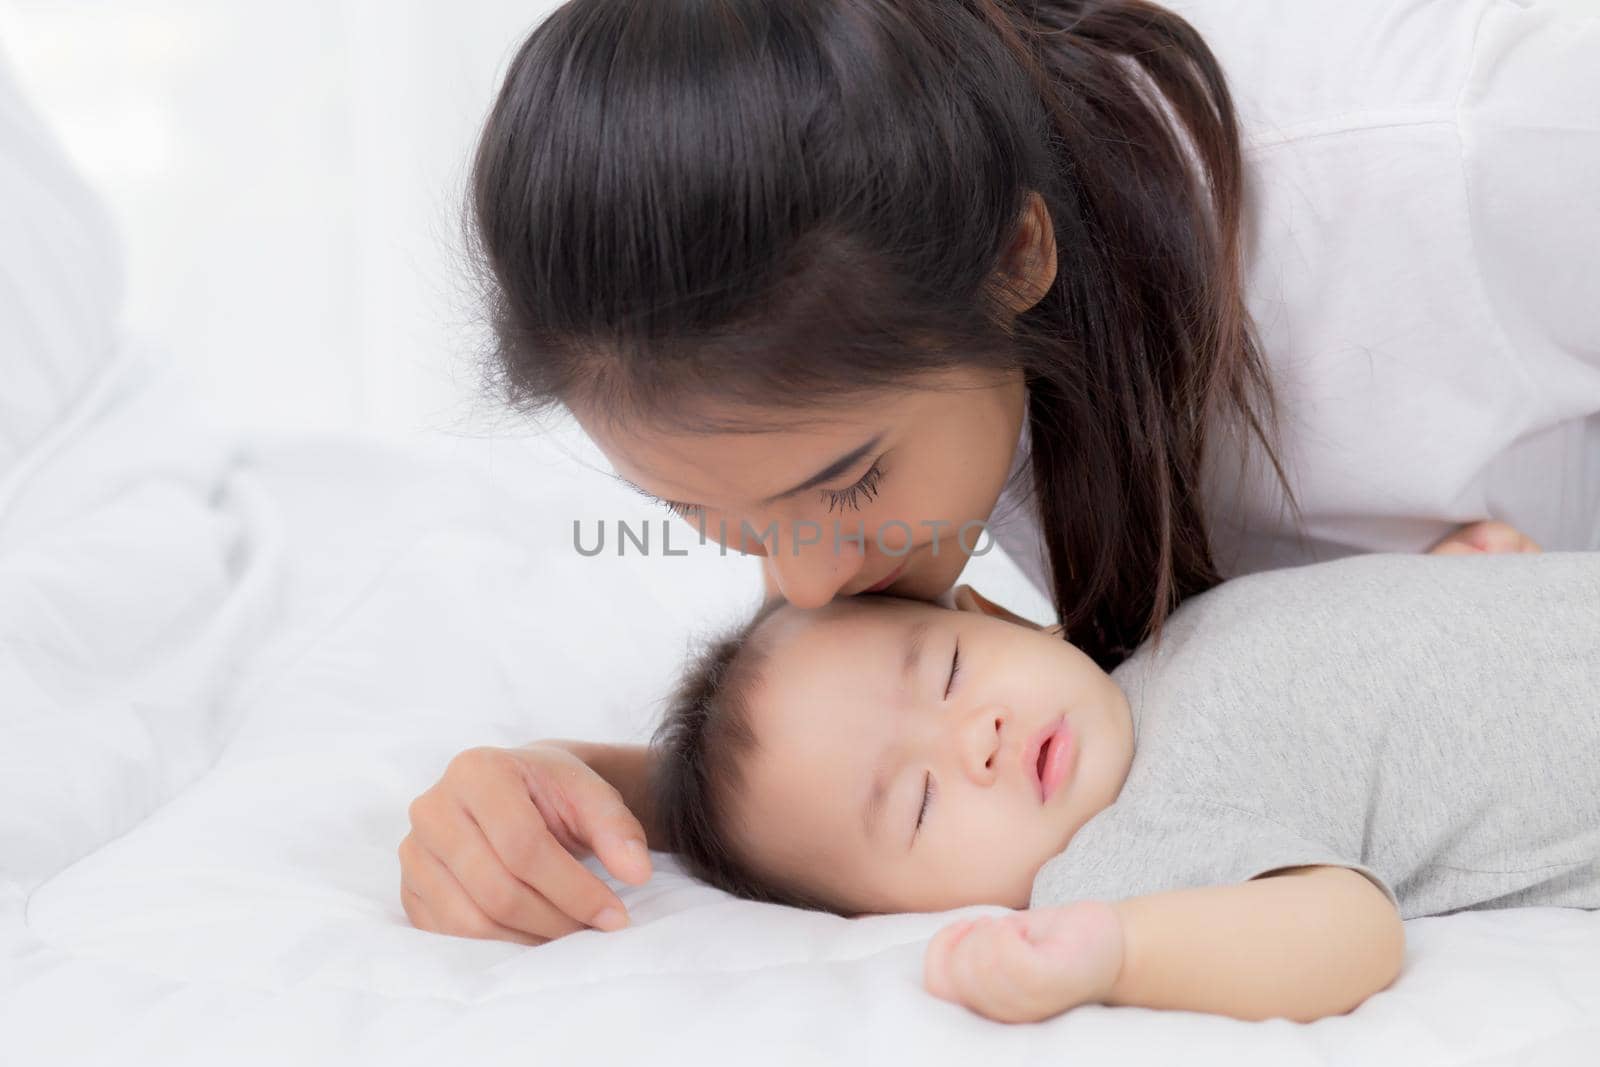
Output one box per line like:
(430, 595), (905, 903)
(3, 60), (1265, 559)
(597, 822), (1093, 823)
(947, 919), (1065, 1023)
(924, 918), (981, 1002)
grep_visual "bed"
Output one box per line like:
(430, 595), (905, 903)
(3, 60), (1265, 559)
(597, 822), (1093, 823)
(5, 2), (1600, 1063)
(5, 357), (1600, 1066)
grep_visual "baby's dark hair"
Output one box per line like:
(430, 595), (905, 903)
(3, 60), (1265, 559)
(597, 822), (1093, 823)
(650, 597), (848, 915)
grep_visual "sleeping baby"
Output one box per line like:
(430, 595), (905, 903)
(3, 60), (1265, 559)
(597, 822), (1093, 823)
(650, 552), (1600, 1023)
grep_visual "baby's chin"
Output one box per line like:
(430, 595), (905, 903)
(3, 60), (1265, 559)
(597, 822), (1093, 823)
(991, 844), (1071, 910)
(797, 841), (1057, 916)
(908, 869), (1042, 914)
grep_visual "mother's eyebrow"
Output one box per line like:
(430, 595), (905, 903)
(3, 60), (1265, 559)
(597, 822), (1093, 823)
(759, 434), (884, 506)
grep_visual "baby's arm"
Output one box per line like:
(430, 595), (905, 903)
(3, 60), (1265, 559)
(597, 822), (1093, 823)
(924, 865), (1404, 1024)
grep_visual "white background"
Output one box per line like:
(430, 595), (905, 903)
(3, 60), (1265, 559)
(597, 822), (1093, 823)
(0, 0), (564, 438)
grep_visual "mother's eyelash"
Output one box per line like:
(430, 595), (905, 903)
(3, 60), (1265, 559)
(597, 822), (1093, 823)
(822, 461), (884, 513)
(658, 499), (703, 520)
(623, 480), (704, 520)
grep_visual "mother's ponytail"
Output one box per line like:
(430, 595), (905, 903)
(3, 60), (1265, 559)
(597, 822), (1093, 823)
(971, 0), (1295, 665)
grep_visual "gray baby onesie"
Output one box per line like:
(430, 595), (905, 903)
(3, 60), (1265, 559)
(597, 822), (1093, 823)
(1030, 552), (1600, 920)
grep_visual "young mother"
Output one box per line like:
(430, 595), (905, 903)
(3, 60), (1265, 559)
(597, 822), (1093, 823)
(399, 0), (1595, 945)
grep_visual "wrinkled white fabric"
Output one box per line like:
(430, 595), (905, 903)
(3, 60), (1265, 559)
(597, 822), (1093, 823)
(0, 42), (124, 485)
(6, 413), (1600, 1067)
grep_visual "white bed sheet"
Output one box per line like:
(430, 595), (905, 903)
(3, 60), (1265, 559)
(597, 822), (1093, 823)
(4, 361), (1600, 1067)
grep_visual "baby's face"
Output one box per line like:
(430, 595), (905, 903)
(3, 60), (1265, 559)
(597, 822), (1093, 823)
(730, 594), (1134, 915)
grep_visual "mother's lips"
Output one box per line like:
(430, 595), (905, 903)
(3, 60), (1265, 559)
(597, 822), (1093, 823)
(859, 560), (908, 594)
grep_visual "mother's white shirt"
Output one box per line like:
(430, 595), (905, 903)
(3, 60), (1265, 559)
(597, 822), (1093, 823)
(992, 0), (1600, 592)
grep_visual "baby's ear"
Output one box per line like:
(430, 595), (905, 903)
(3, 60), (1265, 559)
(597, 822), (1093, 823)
(952, 585), (1043, 631)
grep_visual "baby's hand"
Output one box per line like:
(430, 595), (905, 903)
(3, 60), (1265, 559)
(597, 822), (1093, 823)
(1427, 520), (1542, 555)
(922, 902), (1125, 1023)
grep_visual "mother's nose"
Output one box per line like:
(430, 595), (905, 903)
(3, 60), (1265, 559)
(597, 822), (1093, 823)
(763, 538), (866, 609)
(957, 707), (1006, 786)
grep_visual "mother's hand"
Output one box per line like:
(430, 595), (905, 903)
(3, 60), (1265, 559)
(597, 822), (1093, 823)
(399, 744), (652, 945)
(1427, 520), (1542, 556)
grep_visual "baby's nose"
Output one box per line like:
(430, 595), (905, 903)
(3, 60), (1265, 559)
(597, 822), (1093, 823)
(958, 708), (1006, 786)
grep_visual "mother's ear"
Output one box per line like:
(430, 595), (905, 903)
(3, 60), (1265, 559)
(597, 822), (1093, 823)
(952, 585), (1043, 630)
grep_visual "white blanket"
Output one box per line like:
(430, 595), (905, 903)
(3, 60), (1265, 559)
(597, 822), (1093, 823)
(4, 364), (1600, 1067)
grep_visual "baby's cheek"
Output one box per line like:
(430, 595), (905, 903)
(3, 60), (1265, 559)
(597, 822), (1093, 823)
(944, 815), (1037, 910)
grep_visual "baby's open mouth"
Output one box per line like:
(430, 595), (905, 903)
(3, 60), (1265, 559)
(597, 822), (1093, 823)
(1028, 717), (1076, 803)
(1024, 717), (1066, 802)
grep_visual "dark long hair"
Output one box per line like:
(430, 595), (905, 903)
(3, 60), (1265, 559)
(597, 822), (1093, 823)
(470, 0), (1297, 669)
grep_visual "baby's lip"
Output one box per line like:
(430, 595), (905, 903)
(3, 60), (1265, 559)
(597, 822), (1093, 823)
(1023, 717), (1064, 803)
